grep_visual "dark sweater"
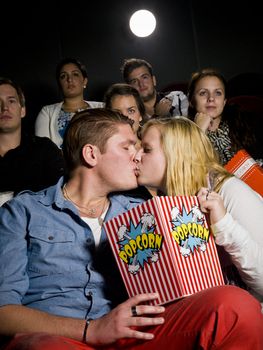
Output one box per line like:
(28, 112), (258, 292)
(0, 133), (65, 195)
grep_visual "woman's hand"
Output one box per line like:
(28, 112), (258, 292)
(197, 187), (227, 225)
(86, 293), (165, 345)
(194, 112), (212, 132)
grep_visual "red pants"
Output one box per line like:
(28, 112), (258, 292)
(3, 286), (263, 350)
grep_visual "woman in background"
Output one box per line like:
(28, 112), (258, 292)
(187, 68), (262, 165)
(35, 57), (103, 148)
(104, 83), (153, 198)
(104, 83), (147, 149)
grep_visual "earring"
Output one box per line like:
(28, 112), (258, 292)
(83, 85), (86, 88)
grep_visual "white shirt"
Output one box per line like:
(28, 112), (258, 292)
(212, 177), (263, 304)
(35, 101), (105, 148)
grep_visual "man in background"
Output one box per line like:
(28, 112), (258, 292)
(120, 58), (189, 119)
(0, 77), (64, 205)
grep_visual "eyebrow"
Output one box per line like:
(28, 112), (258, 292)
(129, 73), (150, 80)
(141, 140), (151, 147)
(5, 95), (19, 100)
(60, 69), (81, 75)
(120, 139), (137, 146)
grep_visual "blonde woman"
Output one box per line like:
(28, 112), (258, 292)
(135, 116), (263, 348)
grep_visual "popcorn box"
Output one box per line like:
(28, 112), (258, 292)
(104, 196), (224, 305)
(225, 149), (263, 196)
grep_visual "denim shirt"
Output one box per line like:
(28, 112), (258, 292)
(0, 177), (144, 319)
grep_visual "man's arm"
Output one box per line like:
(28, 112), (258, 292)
(0, 293), (165, 345)
(0, 304), (85, 340)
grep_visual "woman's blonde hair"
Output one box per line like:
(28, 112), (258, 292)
(141, 117), (232, 196)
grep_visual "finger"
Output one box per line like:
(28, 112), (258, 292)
(126, 292), (159, 306)
(197, 187), (209, 197)
(132, 304), (165, 317)
(131, 315), (165, 328)
(126, 317), (165, 339)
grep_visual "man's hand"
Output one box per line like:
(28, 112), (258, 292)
(155, 98), (173, 117)
(85, 293), (165, 345)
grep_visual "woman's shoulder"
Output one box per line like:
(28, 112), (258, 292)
(39, 102), (63, 113)
(86, 101), (105, 108)
(221, 176), (262, 201)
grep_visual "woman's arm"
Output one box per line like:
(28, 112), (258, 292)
(197, 178), (263, 297)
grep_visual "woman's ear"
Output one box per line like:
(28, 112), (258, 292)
(83, 77), (88, 89)
(82, 144), (100, 167)
(189, 99), (194, 108)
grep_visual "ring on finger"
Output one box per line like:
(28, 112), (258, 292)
(131, 305), (137, 317)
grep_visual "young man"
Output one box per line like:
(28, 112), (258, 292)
(0, 109), (164, 349)
(0, 77), (64, 205)
(0, 109), (262, 349)
(120, 58), (189, 119)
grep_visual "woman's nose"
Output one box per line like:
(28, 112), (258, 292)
(207, 93), (215, 101)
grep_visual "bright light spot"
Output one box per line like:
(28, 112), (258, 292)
(129, 10), (156, 37)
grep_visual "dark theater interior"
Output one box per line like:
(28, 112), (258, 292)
(1, 0), (263, 128)
(0, 1), (263, 347)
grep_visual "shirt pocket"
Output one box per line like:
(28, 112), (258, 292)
(27, 226), (75, 274)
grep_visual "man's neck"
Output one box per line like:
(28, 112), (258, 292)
(0, 130), (21, 156)
(65, 171), (109, 207)
(143, 91), (157, 117)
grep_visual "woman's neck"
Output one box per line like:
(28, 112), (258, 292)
(62, 98), (89, 113)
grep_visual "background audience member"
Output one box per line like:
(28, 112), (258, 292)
(104, 83), (147, 147)
(104, 83), (153, 198)
(0, 77), (64, 205)
(187, 68), (263, 166)
(121, 58), (189, 119)
(35, 57), (104, 148)
(136, 116), (263, 303)
(1, 109), (262, 350)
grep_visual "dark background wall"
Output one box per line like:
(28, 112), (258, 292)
(1, 0), (263, 131)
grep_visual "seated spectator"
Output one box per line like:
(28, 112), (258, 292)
(104, 83), (147, 148)
(104, 83), (154, 197)
(0, 109), (262, 349)
(35, 57), (104, 148)
(136, 116), (263, 302)
(0, 77), (64, 205)
(120, 58), (189, 119)
(187, 68), (263, 166)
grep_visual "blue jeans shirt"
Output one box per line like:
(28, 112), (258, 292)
(0, 177), (144, 319)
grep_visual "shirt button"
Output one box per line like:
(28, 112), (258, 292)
(86, 238), (92, 243)
(48, 236), (54, 240)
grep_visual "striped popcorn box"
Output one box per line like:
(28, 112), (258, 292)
(104, 196), (224, 305)
(225, 149), (263, 196)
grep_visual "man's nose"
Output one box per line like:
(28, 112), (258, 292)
(138, 78), (145, 88)
(0, 102), (8, 112)
(135, 149), (143, 162)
